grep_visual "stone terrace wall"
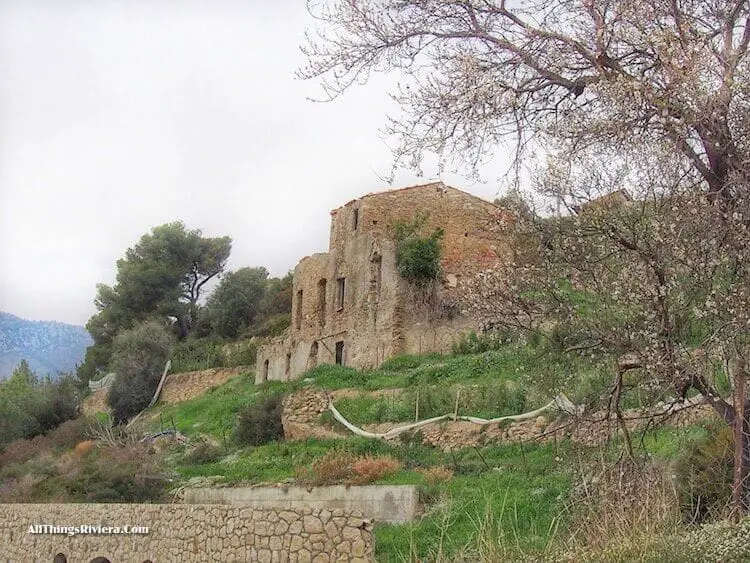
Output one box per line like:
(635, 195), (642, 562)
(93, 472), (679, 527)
(158, 367), (249, 404)
(0, 503), (373, 562)
(282, 389), (341, 440)
(81, 367), (252, 415)
(81, 388), (110, 416)
(280, 388), (719, 451)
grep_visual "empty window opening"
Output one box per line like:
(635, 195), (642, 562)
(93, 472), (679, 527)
(308, 341), (319, 370)
(318, 279), (327, 325)
(336, 277), (346, 310)
(54, 555), (67, 563)
(262, 359), (269, 382)
(285, 353), (291, 377)
(295, 289), (303, 329)
(335, 341), (345, 366)
(353, 208), (359, 230)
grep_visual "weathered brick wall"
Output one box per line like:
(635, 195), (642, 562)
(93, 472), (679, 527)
(0, 503), (373, 562)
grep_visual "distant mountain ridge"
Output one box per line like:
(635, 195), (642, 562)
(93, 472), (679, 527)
(0, 311), (92, 380)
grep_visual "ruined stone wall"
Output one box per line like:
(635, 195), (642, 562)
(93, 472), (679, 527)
(0, 503), (373, 562)
(278, 388), (718, 451)
(282, 389), (341, 440)
(257, 183), (514, 382)
(331, 183), (512, 276)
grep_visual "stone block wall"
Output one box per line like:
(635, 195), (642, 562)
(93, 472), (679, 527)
(282, 389), (341, 440)
(257, 183), (514, 383)
(0, 503), (373, 562)
(158, 367), (249, 404)
(81, 367), (251, 415)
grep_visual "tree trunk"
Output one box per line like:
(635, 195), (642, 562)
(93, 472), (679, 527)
(731, 357), (750, 519)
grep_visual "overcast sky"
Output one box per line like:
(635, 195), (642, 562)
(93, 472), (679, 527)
(0, 1), (512, 326)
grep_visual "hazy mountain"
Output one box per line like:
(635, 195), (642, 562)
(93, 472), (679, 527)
(0, 312), (92, 380)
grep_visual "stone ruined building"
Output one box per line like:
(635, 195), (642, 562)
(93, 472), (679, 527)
(255, 182), (513, 383)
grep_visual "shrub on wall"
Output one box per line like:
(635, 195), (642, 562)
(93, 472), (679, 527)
(394, 215), (444, 284)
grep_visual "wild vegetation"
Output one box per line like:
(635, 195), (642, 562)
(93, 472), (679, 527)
(0, 360), (78, 447)
(394, 214), (444, 284)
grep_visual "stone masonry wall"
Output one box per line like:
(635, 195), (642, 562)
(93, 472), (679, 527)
(81, 367), (252, 415)
(280, 388), (718, 451)
(257, 183), (514, 383)
(0, 503), (373, 562)
(158, 367), (249, 404)
(282, 389), (341, 441)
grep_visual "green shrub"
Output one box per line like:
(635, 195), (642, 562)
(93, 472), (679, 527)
(183, 439), (224, 465)
(0, 364), (80, 447)
(380, 354), (436, 371)
(675, 423), (733, 523)
(107, 320), (173, 423)
(223, 341), (258, 367)
(249, 313), (291, 338)
(60, 444), (168, 502)
(394, 215), (443, 283)
(452, 331), (513, 355)
(235, 393), (284, 446)
(171, 338), (225, 372)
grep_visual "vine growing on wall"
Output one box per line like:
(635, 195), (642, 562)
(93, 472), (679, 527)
(393, 214), (444, 285)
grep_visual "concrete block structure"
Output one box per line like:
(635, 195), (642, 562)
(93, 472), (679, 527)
(256, 182), (512, 383)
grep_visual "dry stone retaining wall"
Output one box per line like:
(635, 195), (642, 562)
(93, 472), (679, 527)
(282, 389), (341, 440)
(280, 388), (719, 450)
(0, 503), (373, 562)
(81, 367), (252, 415)
(158, 367), (249, 404)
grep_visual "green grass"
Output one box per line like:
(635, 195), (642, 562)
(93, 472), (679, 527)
(332, 380), (528, 425)
(147, 374), (295, 441)
(172, 439), (346, 484)
(633, 425), (712, 460)
(374, 442), (571, 562)
(145, 342), (716, 561)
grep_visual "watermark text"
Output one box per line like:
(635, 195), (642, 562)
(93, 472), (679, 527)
(27, 524), (150, 537)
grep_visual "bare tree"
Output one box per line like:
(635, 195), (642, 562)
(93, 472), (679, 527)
(463, 148), (750, 515)
(300, 0), (749, 191)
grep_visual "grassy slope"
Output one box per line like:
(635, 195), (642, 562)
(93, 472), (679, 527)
(122, 344), (713, 561)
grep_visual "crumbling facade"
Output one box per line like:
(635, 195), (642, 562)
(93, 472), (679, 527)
(256, 183), (512, 383)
